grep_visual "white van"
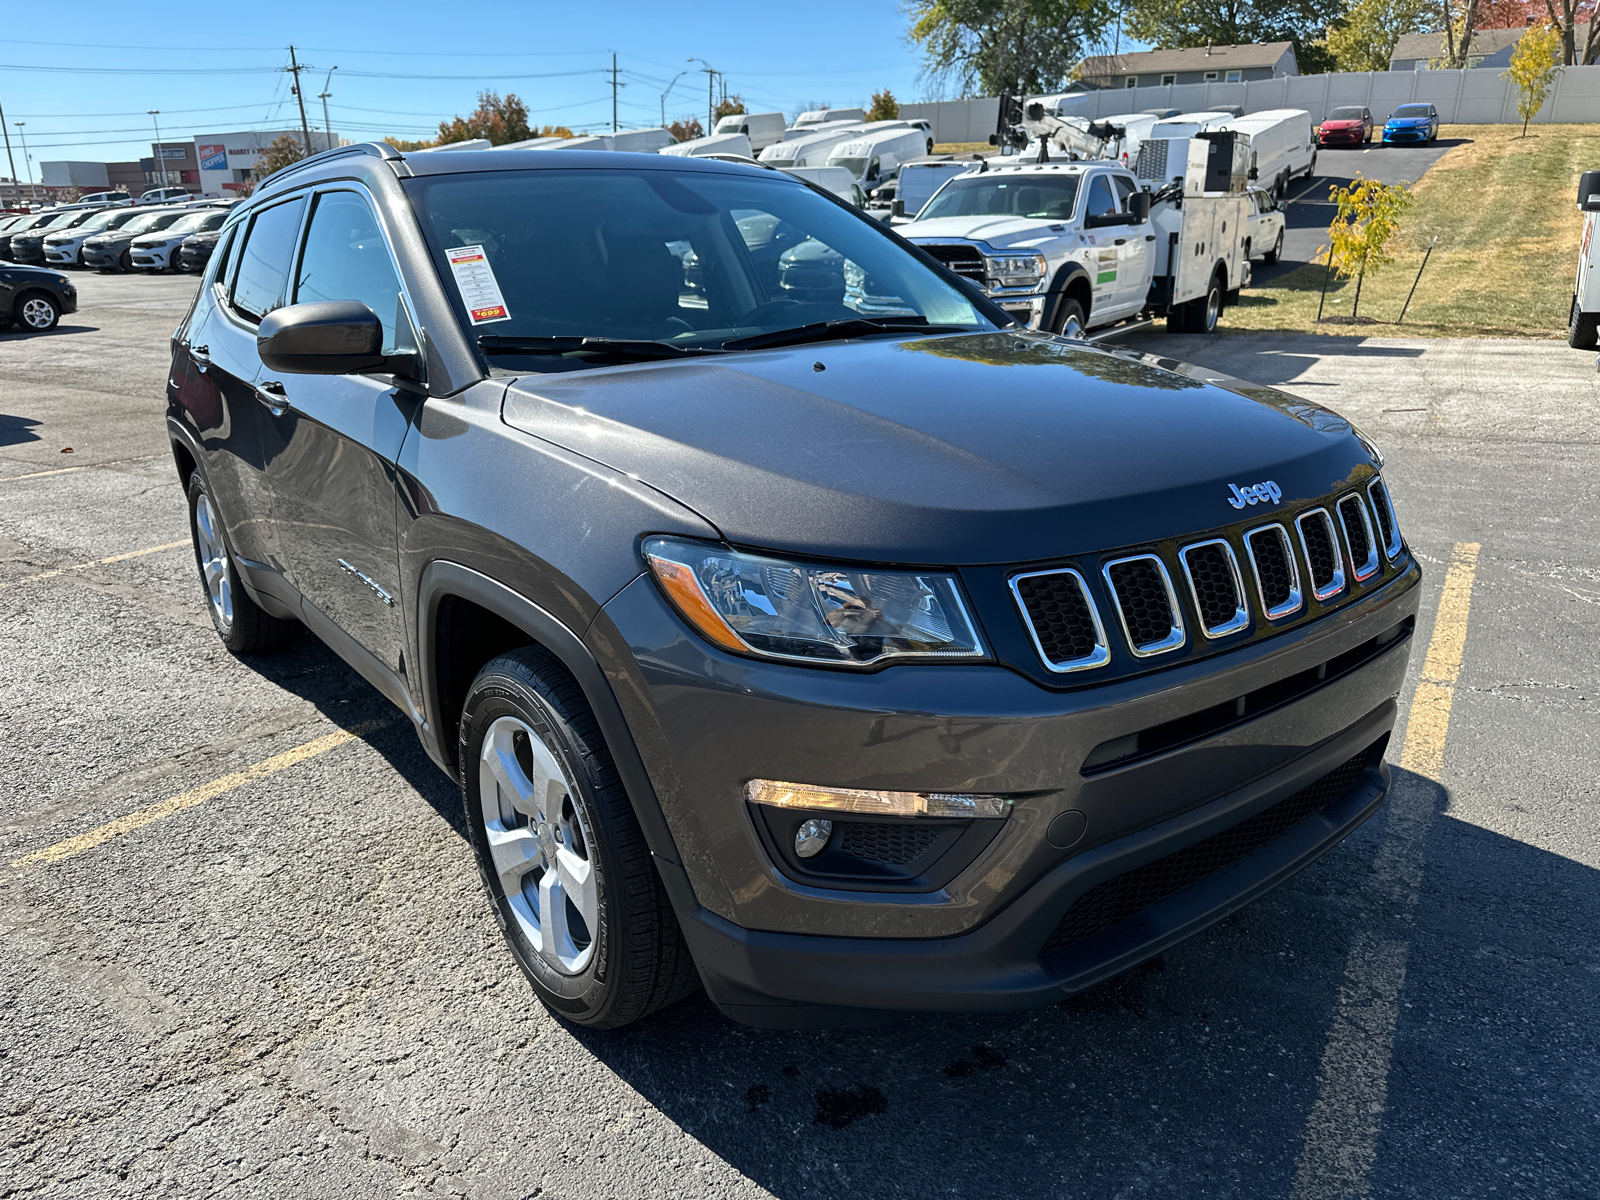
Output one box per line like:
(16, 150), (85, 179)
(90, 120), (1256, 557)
(759, 123), (867, 167)
(1087, 112), (1165, 167)
(711, 112), (787, 152)
(660, 132), (753, 158)
(790, 107), (866, 132)
(825, 128), (933, 191)
(892, 160), (978, 219)
(779, 165), (866, 207)
(1219, 109), (1317, 197)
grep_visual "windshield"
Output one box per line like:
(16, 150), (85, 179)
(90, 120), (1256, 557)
(1393, 105), (1430, 119)
(827, 156), (869, 179)
(66, 210), (123, 234)
(121, 211), (183, 235)
(165, 210), (221, 235)
(403, 167), (988, 365)
(1327, 107), (1365, 121)
(42, 211), (89, 230)
(900, 167), (968, 211)
(917, 175), (1081, 221)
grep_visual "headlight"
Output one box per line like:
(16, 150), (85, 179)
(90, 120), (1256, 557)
(642, 536), (986, 666)
(985, 252), (1046, 290)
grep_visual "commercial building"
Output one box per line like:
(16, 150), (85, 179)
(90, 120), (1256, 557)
(193, 129), (338, 196)
(141, 141), (200, 194)
(1075, 42), (1299, 89)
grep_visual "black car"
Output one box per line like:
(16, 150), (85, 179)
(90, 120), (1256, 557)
(0, 262), (77, 331)
(7, 206), (112, 266)
(168, 144), (1420, 1030)
(178, 228), (223, 272)
(82, 208), (189, 271)
(0, 211), (58, 261)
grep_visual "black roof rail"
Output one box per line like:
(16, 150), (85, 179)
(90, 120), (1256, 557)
(258, 141), (405, 188)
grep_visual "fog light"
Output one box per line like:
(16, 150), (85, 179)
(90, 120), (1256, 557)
(746, 779), (1011, 819)
(795, 818), (833, 858)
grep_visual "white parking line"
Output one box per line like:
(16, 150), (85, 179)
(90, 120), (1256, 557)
(1289, 542), (1481, 1200)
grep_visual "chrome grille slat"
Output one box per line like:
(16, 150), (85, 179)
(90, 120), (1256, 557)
(1010, 568), (1111, 673)
(918, 243), (987, 282)
(1179, 539), (1250, 638)
(1296, 508), (1346, 601)
(1337, 493), (1381, 582)
(1102, 554), (1186, 657)
(1367, 477), (1402, 559)
(1244, 524), (1303, 620)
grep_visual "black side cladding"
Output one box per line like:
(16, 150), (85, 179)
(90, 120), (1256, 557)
(1042, 746), (1377, 956)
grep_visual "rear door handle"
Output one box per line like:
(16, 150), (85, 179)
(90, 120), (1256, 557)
(255, 380), (290, 417)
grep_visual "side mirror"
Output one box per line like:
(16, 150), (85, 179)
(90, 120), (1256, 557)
(892, 198), (906, 218)
(257, 300), (389, 374)
(1128, 191), (1151, 223)
(1579, 169), (1600, 211)
(1247, 166), (1259, 180)
(1083, 210), (1132, 229)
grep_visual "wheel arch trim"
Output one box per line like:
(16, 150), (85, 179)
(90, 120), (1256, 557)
(1041, 262), (1093, 331)
(417, 559), (683, 867)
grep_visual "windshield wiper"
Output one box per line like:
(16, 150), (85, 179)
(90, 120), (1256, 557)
(478, 335), (725, 362)
(719, 317), (976, 352)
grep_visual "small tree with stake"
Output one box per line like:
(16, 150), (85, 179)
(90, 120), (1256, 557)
(1503, 22), (1563, 137)
(1324, 174), (1415, 321)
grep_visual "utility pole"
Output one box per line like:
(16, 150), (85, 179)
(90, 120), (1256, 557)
(147, 109), (165, 187)
(0, 98), (20, 208)
(690, 58), (717, 134)
(318, 66), (338, 146)
(286, 45), (315, 158)
(660, 70), (686, 128)
(14, 121), (32, 202)
(609, 52), (622, 133)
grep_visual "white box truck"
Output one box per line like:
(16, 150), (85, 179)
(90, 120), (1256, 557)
(711, 112), (788, 152)
(1219, 109), (1317, 198)
(1568, 170), (1600, 347)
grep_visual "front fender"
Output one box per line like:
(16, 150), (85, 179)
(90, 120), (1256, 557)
(1041, 261), (1094, 332)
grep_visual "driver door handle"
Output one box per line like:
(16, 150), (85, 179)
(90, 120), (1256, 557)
(189, 343), (210, 371)
(256, 379), (290, 417)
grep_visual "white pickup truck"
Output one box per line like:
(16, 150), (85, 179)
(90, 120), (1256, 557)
(1569, 169), (1600, 347)
(901, 135), (1252, 336)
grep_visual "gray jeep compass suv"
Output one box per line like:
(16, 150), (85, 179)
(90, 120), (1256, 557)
(167, 143), (1420, 1029)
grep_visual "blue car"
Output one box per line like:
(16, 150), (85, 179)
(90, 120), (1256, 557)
(1382, 103), (1440, 145)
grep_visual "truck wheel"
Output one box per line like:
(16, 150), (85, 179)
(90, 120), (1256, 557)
(1568, 295), (1599, 349)
(1185, 272), (1224, 334)
(460, 647), (700, 1029)
(1051, 298), (1087, 338)
(1264, 229), (1284, 265)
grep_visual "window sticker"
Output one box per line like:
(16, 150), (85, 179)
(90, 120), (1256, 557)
(445, 244), (512, 324)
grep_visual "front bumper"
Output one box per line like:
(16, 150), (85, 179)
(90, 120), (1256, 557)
(82, 245), (124, 268)
(130, 245), (172, 269)
(1383, 127), (1430, 142)
(43, 243), (79, 264)
(589, 560), (1421, 1024)
(1319, 129), (1364, 145)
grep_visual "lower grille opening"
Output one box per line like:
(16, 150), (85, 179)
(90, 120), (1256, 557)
(837, 821), (944, 866)
(1081, 616), (1413, 774)
(1043, 744), (1381, 957)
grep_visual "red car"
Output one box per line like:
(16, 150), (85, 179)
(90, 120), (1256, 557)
(1318, 105), (1373, 147)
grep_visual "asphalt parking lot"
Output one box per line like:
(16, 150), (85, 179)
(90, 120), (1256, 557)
(3, 273), (1597, 1199)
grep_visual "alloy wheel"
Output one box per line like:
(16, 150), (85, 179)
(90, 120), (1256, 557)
(478, 715), (598, 975)
(192, 490), (233, 628)
(19, 297), (56, 330)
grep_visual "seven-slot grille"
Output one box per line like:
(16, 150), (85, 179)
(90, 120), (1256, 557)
(918, 242), (987, 283)
(1010, 477), (1403, 671)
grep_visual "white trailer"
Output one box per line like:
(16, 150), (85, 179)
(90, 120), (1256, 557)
(1568, 170), (1600, 347)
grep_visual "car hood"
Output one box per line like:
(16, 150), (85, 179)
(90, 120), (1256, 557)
(132, 231), (183, 245)
(85, 231), (136, 247)
(904, 215), (1070, 251)
(500, 331), (1374, 565)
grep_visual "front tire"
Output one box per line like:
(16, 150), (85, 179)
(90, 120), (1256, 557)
(186, 472), (299, 653)
(1264, 228), (1284, 265)
(1051, 297), (1087, 338)
(461, 648), (699, 1029)
(1569, 295), (1599, 348)
(14, 291), (60, 331)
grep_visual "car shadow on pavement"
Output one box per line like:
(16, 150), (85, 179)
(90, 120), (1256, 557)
(1127, 332), (1424, 393)
(558, 767), (1599, 1197)
(0, 323), (99, 340)
(0, 413), (42, 446)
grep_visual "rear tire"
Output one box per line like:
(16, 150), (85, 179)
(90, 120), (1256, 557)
(186, 471), (299, 654)
(1568, 295), (1598, 349)
(1184, 271), (1224, 334)
(461, 647), (699, 1029)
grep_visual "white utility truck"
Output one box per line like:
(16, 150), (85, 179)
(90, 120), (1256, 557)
(903, 126), (1252, 336)
(1568, 169), (1600, 347)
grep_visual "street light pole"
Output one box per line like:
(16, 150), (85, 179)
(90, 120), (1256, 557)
(660, 70), (686, 128)
(147, 109), (165, 188)
(318, 66), (338, 147)
(0, 98), (20, 208)
(689, 58), (717, 135)
(14, 122), (32, 202)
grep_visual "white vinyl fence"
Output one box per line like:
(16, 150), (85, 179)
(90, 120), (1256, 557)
(906, 67), (1600, 146)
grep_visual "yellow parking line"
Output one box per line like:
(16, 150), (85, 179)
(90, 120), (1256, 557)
(1398, 542), (1480, 781)
(11, 722), (385, 868)
(0, 465), (83, 482)
(0, 453), (167, 483)
(0, 540), (189, 590)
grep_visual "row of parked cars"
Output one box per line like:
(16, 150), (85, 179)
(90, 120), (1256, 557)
(1316, 103), (1442, 146)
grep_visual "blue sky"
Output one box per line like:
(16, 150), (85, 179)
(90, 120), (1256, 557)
(0, 0), (939, 172)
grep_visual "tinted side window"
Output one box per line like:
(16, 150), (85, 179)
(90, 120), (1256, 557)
(294, 191), (406, 352)
(1112, 176), (1135, 210)
(209, 226), (239, 289)
(232, 197), (306, 322)
(1086, 176), (1117, 218)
